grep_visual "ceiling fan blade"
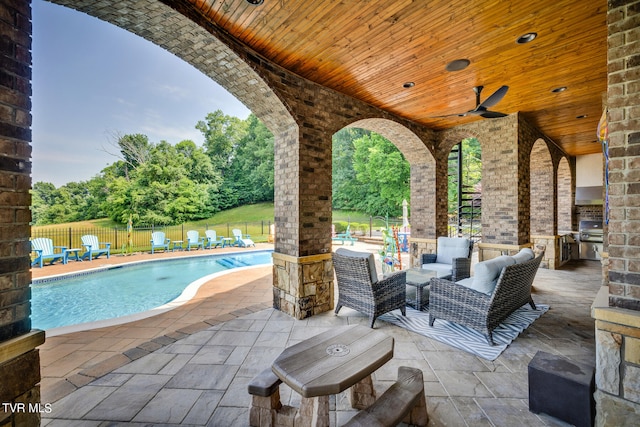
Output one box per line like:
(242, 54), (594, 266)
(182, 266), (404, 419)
(430, 112), (468, 118)
(479, 110), (508, 118)
(478, 85), (509, 109)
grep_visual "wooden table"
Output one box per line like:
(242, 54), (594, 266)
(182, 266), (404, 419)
(405, 268), (438, 310)
(272, 324), (394, 426)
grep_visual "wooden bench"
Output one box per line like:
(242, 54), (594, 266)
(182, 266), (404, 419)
(343, 366), (428, 427)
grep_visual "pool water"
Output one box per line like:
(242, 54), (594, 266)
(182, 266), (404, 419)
(31, 251), (272, 331)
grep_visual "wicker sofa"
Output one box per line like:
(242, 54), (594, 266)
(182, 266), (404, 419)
(332, 248), (406, 328)
(428, 249), (544, 345)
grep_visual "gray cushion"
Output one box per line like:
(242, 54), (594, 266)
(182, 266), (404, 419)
(468, 255), (516, 295)
(512, 248), (535, 264)
(435, 237), (470, 265)
(420, 262), (453, 277)
(335, 248), (378, 284)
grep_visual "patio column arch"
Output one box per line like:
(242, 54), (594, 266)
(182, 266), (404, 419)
(530, 139), (555, 236)
(47, 0), (295, 136)
(345, 118), (436, 267)
(437, 129), (484, 239)
(557, 156), (573, 233)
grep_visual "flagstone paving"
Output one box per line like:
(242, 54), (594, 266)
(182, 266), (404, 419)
(36, 243), (600, 426)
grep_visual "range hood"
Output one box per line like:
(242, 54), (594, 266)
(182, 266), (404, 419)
(576, 186), (603, 205)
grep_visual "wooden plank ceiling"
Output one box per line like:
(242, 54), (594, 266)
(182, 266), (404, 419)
(184, 0), (607, 156)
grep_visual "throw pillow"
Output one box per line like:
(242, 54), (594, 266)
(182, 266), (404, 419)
(512, 248), (535, 264)
(469, 255), (516, 294)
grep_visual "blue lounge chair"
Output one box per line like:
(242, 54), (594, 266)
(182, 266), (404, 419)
(204, 230), (223, 249)
(150, 231), (170, 254)
(81, 235), (111, 261)
(186, 230), (205, 250)
(232, 228), (255, 247)
(31, 238), (66, 268)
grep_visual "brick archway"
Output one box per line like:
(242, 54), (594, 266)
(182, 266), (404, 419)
(49, 0), (295, 135)
(344, 118), (436, 265)
(557, 156), (572, 232)
(530, 139), (554, 235)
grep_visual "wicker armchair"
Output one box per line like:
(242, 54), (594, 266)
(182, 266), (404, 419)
(332, 248), (406, 328)
(421, 237), (473, 282)
(429, 252), (544, 345)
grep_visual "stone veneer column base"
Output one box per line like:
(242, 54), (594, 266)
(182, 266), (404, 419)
(0, 331), (46, 427)
(272, 252), (334, 320)
(531, 235), (562, 269)
(409, 238), (437, 268)
(592, 287), (640, 426)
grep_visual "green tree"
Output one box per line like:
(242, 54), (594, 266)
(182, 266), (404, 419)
(351, 133), (410, 217)
(332, 128), (369, 210)
(196, 110), (244, 174)
(227, 114), (274, 205)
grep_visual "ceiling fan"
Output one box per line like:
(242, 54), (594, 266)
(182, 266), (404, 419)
(432, 85), (509, 119)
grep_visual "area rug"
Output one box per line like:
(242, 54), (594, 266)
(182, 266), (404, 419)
(380, 304), (549, 361)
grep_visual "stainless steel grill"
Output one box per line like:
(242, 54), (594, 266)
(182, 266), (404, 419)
(579, 221), (603, 260)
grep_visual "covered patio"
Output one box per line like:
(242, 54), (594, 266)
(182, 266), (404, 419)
(0, 0), (638, 426)
(35, 243), (599, 426)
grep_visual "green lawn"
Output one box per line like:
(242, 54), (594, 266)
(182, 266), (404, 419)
(32, 203), (402, 247)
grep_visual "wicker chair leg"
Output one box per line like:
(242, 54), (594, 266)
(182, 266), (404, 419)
(335, 304), (342, 315)
(529, 299), (537, 310)
(429, 315), (436, 327)
(400, 307), (406, 316)
(369, 316), (376, 328)
(486, 332), (494, 346)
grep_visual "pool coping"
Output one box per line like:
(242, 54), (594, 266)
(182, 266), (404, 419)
(37, 248), (273, 337)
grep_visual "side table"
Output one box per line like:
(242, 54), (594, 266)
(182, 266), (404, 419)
(64, 248), (83, 264)
(405, 268), (437, 310)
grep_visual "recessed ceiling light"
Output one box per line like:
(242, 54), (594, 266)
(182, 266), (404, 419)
(245, 0), (264, 5)
(403, 82), (415, 88)
(445, 59), (471, 72)
(576, 114), (588, 119)
(552, 86), (567, 93)
(516, 32), (537, 44)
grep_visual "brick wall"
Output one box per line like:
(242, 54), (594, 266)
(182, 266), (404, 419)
(606, 0), (640, 311)
(0, 2), (44, 426)
(0, 0), (32, 343)
(592, 2), (640, 425)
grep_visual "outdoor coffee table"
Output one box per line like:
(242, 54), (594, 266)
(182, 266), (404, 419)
(271, 324), (394, 426)
(405, 267), (439, 310)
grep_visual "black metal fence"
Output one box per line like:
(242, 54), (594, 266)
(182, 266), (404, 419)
(31, 221), (274, 254)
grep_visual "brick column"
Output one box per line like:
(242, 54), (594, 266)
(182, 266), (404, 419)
(592, 1), (640, 424)
(0, 2), (46, 426)
(272, 125), (334, 319)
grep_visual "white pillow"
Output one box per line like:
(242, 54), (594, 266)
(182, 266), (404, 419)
(335, 248), (378, 284)
(512, 248), (535, 264)
(469, 255), (516, 295)
(435, 237), (470, 265)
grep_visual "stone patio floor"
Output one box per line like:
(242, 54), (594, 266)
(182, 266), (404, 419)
(34, 242), (601, 426)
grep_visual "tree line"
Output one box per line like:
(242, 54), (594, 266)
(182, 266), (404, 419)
(32, 113), (410, 226)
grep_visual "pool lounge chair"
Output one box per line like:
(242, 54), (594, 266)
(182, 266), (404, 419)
(204, 230), (223, 249)
(81, 235), (111, 261)
(186, 230), (205, 250)
(31, 238), (66, 268)
(232, 228), (255, 247)
(150, 231), (170, 254)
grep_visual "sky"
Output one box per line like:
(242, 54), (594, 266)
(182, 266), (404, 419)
(31, 0), (251, 186)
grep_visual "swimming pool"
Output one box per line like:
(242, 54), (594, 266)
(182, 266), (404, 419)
(31, 250), (272, 333)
